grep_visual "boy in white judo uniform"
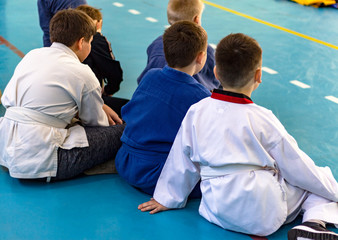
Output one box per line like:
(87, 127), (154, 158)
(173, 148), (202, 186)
(0, 9), (124, 181)
(138, 33), (338, 239)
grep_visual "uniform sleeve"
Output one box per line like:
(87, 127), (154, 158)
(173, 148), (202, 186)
(76, 69), (109, 127)
(153, 117), (201, 209)
(269, 132), (338, 202)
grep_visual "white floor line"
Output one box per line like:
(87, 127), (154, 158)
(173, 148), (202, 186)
(325, 96), (338, 104)
(290, 80), (311, 89)
(146, 17), (158, 22)
(262, 66), (278, 74)
(112, 2), (124, 7)
(128, 9), (141, 15)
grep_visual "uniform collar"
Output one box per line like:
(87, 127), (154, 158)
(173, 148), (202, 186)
(211, 89), (253, 104)
(50, 42), (79, 61)
(162, 66), (199, 85)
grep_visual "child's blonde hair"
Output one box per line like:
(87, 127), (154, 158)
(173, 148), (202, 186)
(76, 4), (102, 22)
(167, 0), (204, 25)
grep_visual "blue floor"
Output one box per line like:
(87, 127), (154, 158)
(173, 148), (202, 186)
(0, 0), (338, 239)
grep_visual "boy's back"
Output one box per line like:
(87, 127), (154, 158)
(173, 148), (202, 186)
(38, 0), (87, 47)
(116, 66), (210, 193)
(115, 21), (211, 195)
(140, 33), (338, 239)
(83, 32), (123, 95)
(76, 4), (123, 96)
(136, 0), (220, 91)
(152, 88), (338, 236)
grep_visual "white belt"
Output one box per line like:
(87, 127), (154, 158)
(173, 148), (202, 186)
(4, 107), (68, 128)
(200, 164), (277, 180)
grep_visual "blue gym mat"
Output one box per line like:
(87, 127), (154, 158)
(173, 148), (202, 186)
(0, 0), (337, 239)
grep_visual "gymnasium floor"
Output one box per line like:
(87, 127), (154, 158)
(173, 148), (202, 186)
(0, 0), (337, 239)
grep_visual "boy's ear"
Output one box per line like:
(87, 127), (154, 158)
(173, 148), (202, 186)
(76, 37), (85, 51)
(254, 67), (262, 84)
(213, 66), (219, 80)
(96, 20), (103, 31)
(196, 51), (205, 65)
(193, 15), (200, 25)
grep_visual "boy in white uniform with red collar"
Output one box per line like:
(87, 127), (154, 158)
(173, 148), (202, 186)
(138, 33), (338, 239)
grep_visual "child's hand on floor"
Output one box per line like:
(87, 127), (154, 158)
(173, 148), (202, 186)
(138, 198), (170, 214)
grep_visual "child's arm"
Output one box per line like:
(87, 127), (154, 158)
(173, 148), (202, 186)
(102, 104), (123, 125)
(138, 198), (170, 214)
(268, 115), (338, 202)
(141, 112), (201, 210)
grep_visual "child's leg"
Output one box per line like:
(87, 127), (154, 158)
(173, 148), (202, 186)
(288, 193), (338, 240)
(301, 193), (338, 226)
(54, 124), (125, 180)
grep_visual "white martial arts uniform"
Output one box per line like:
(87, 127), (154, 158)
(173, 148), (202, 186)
(153, 89), (338, 236)
(0, 42), (108, 179)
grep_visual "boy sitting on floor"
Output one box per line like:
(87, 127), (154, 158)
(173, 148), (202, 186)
(137, 0), (220, 91)
(0, 9), (124, 181)
(139, 33), (338, 239)
(76, 4), (128, 117)
(115, 21), (211, 196)
(76, 4), (123, 97)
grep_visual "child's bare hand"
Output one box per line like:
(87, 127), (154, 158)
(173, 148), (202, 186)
(102, 104), (123, 125)
(138, 198), (170, 214)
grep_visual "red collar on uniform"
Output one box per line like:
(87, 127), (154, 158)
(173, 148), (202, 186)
(211, 89), (253, 104)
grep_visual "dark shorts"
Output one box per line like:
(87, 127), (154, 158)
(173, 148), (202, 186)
(54, 124), (125, 180)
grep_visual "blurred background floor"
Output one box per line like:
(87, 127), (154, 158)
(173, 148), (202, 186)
(0, 0), (337, 239)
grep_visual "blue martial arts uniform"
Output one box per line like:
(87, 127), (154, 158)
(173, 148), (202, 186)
(137, 35), (221, 91)
(115, 66), (211, 195)
(38, 0), (87, 47)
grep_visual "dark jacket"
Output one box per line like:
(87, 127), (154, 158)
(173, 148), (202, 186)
(83, 32), (123, 96)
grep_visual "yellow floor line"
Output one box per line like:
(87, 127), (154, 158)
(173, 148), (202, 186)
(203, 0), (338, 50)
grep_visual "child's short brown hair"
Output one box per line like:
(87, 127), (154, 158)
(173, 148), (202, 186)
(50, 9), (96, 47)
(215, 33), (262, 88)
(163, 20), (207, 68)
(167, 0), (204, 25)
(76, 5), (102, 22)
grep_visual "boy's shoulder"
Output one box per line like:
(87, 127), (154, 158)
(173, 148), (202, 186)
(186, 96), (287, 139)
(206, 44), (215, 55)
(91, 32), (110, 46)
(136, 67), (210, 101)
(147, 35), (164, 55)
(150, 35), (163, 47)
(188, 94), (274, 116)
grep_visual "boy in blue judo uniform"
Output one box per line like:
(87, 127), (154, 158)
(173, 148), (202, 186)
(137, 0), (220, 91)
(115, 21), (211, 196)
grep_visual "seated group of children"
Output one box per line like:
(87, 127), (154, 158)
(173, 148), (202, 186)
(0, 0), (337, 239)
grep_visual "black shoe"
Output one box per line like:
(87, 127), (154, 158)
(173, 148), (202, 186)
(288, 221), (338, 240)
